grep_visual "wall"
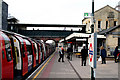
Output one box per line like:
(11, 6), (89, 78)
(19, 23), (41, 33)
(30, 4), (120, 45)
(106, 27), (120, 56)
(2, 2), (8, 30)
(94, 6), (120, 32)
(82, 18), (91, 33)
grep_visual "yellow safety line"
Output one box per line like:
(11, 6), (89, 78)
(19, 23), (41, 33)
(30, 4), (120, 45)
(32, 53), (54, 80)
(23, 71), (28, 76)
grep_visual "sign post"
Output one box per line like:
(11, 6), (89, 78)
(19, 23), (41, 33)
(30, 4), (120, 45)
(88, 33), (97, 80)
(89, 0), (97, 80)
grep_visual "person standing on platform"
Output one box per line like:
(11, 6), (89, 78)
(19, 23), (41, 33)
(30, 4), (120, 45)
(81, 46), (88, 66)
(67, 47), (73, 61)
(113, 46), (119, 63)
(100, 46), (107, 64)
(58, 46), (64, 62)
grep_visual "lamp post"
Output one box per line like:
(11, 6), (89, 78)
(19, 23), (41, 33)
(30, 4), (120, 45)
(92, 0), (94, 17)
(91, 0), (95, 80)
(91, 0), (94, 33)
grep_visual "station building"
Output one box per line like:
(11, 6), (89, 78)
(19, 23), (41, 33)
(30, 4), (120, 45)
(82, 5), (120, 56)
(60, 5), (120, 56)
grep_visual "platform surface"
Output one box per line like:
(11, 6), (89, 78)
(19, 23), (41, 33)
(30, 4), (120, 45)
(27, 49), (119, 80)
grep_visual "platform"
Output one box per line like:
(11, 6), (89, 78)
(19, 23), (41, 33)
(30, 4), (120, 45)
(26, 49), (119, 80)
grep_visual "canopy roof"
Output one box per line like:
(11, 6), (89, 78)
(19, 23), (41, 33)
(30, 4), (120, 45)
(59, 33), (106, 42)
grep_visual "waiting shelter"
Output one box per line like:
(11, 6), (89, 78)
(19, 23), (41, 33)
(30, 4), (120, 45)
(59, 33), (106, 56)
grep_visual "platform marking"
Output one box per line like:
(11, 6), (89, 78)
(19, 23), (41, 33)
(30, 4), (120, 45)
(32, 53), (54, 80)
(26, 51), (56, 80)
(68, 60), (82, 80)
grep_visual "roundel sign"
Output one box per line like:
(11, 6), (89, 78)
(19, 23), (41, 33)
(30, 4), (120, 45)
(88, 33), (97, 68)
(89, 43), (93, 62)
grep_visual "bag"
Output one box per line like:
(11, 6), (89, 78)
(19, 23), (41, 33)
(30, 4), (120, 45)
(59, 49), (63, 54)
(117, 56), (119, 59)
(98, 56), (102, 61)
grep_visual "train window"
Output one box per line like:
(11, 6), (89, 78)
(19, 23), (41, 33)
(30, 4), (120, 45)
(1, 33), (12, 61)
(5, 42), (12, 62)
(33, 44), (36, 54)
(14, 47), (19, 57)
(22, 44), (25, 57)
(26, 45), (32, 55)
(2, 50), (5, 59)
(40, 46), (42, 52)
(24, 39), (32, 55)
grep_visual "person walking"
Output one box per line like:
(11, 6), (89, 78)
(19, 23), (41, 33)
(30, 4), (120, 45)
(67, 47), (73, 61)
(113, 46), (119, 63)
(100, 46), (107, 64)
(81, 46), (88, 66)
(58, 46), (64, 62)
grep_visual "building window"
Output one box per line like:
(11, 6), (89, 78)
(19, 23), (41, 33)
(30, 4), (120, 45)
(106, 21), (108, 29)
(114, 21), (117, 26)
(98, 21), (101, 28)
(118, 38), (120, 47)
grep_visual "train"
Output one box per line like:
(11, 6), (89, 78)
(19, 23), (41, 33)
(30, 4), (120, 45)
(0, 30), (55, 80)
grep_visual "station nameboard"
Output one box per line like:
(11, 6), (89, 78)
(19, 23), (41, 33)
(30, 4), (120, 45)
(84, 13), (92, 18)
(88, 33), (97, 68)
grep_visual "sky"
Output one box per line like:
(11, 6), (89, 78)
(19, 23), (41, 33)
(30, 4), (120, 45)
(3, 0), (120, 25)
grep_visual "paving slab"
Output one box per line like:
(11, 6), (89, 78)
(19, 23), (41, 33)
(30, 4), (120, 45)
(28, 50), (119, 80)
(69, 53), (118, 79)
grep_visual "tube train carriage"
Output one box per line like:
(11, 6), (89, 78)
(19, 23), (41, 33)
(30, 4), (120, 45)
(0, 30), (55, 80)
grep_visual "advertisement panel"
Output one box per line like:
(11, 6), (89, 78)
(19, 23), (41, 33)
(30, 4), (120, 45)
(28, 55), (32, 71)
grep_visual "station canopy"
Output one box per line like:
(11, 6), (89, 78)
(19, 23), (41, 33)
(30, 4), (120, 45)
(59, 33), (106, 42)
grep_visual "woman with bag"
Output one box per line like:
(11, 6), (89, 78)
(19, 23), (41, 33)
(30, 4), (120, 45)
(114, 46), (119, 63)
(100, 46), (107, 64)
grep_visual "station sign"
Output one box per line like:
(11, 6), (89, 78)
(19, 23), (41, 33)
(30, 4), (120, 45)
(84, 13), (92, 18)
(88, 33), (97, 68)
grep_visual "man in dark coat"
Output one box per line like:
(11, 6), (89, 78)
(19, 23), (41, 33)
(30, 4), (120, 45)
(100, 46), (107, 64)
(114, 46), (119, 63)
(81, 46), (88, 66)
(58, 47), (64, 62)
(67, 47), (73, 61)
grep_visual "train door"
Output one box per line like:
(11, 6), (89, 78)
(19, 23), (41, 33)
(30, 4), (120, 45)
(36, 41), (45, 62)
(27, 39), (36, 68)
(32, 41), (37, 67)
(37, 43), (42, 64)
(41, 43), (45, 61)
(0, 31), (13, 79)
(33, 41), (39, 66)
(24, 39), (33, 72)
(42, 42), (46, 59)
(39, 43), (43, 62)
(45, 45), (48, 57)
(15, 35), (28, 76)
(8, 35), (22, 78)
(46, 45), (49, 57)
